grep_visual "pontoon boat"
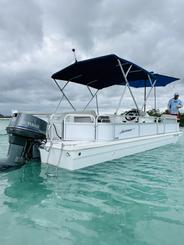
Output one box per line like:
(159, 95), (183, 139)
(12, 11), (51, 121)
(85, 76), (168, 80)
(2, 54), (182, 171)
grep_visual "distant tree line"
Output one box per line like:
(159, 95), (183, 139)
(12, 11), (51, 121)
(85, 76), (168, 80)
(179, 113), (184, 127)
(0, 114), (11, 118)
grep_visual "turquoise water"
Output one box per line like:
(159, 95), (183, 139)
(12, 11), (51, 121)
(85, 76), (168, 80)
(0, 120), (184, 245)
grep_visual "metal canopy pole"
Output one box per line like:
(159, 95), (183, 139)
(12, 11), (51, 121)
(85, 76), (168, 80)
(115, 84), (127, 114)
(141, 75), (157, 111)
(54, 79), (76, 111)
(117, 59), (139, 112)
(87, 86), (99, 114)
(95, 93), (99, 114)
(143, 80), (147, 112)
(53, 94), (64, 114)
(154, 86), (157, 110)
(83, 89), (99, 111)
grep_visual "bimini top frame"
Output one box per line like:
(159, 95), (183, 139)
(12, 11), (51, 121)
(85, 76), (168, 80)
(51, 54), (179, 113)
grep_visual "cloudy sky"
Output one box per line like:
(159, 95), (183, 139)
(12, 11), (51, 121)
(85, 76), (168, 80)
(0, 0), (184, 115)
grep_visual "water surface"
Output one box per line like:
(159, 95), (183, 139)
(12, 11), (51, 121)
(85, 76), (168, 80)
(0, 120), (184, 245)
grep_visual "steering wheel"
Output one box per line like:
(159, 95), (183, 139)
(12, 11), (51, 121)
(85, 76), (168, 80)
(124, 110), (139, 121)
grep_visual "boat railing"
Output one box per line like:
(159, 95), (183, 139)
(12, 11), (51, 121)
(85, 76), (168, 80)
(46, 112), (179, 142)
(96, 113), (156, 124)
(63, 113), (96, 141)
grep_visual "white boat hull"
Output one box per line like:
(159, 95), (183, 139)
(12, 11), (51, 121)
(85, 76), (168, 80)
(39, 131), (182, 171)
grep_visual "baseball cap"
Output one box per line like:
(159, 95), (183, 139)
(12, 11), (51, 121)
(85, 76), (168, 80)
(174, 92), (179, 96)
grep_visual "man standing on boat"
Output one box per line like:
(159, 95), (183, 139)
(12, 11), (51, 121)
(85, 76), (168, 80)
(168, 92), (183, 116)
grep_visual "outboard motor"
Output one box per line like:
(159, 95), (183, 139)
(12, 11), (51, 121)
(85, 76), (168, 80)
(0, 113), (47, 171)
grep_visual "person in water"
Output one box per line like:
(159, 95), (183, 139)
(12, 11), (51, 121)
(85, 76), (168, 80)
(168, 92), (183, 116)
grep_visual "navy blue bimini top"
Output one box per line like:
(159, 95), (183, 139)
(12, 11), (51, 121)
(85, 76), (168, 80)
(52, 54), (179, 89)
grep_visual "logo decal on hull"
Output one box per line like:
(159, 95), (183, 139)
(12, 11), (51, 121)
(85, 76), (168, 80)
(119, 128), (134, 134)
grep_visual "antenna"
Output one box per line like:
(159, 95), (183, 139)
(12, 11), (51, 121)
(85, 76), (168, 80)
(72, 48), (77, 63)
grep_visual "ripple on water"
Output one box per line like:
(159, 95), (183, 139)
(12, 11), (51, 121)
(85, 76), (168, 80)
(0, 121), (184, 245)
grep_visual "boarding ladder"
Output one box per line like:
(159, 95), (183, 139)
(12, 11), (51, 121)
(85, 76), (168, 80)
(45, 119), (63, 177)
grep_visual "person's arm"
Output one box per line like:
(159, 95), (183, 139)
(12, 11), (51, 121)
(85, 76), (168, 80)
(177, 99), (183, 108)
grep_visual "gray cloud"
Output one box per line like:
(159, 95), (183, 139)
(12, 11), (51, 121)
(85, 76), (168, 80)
(0, 0), (184, 115)
(0, 0), (43, 62)
(38, 0), (103, 51)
